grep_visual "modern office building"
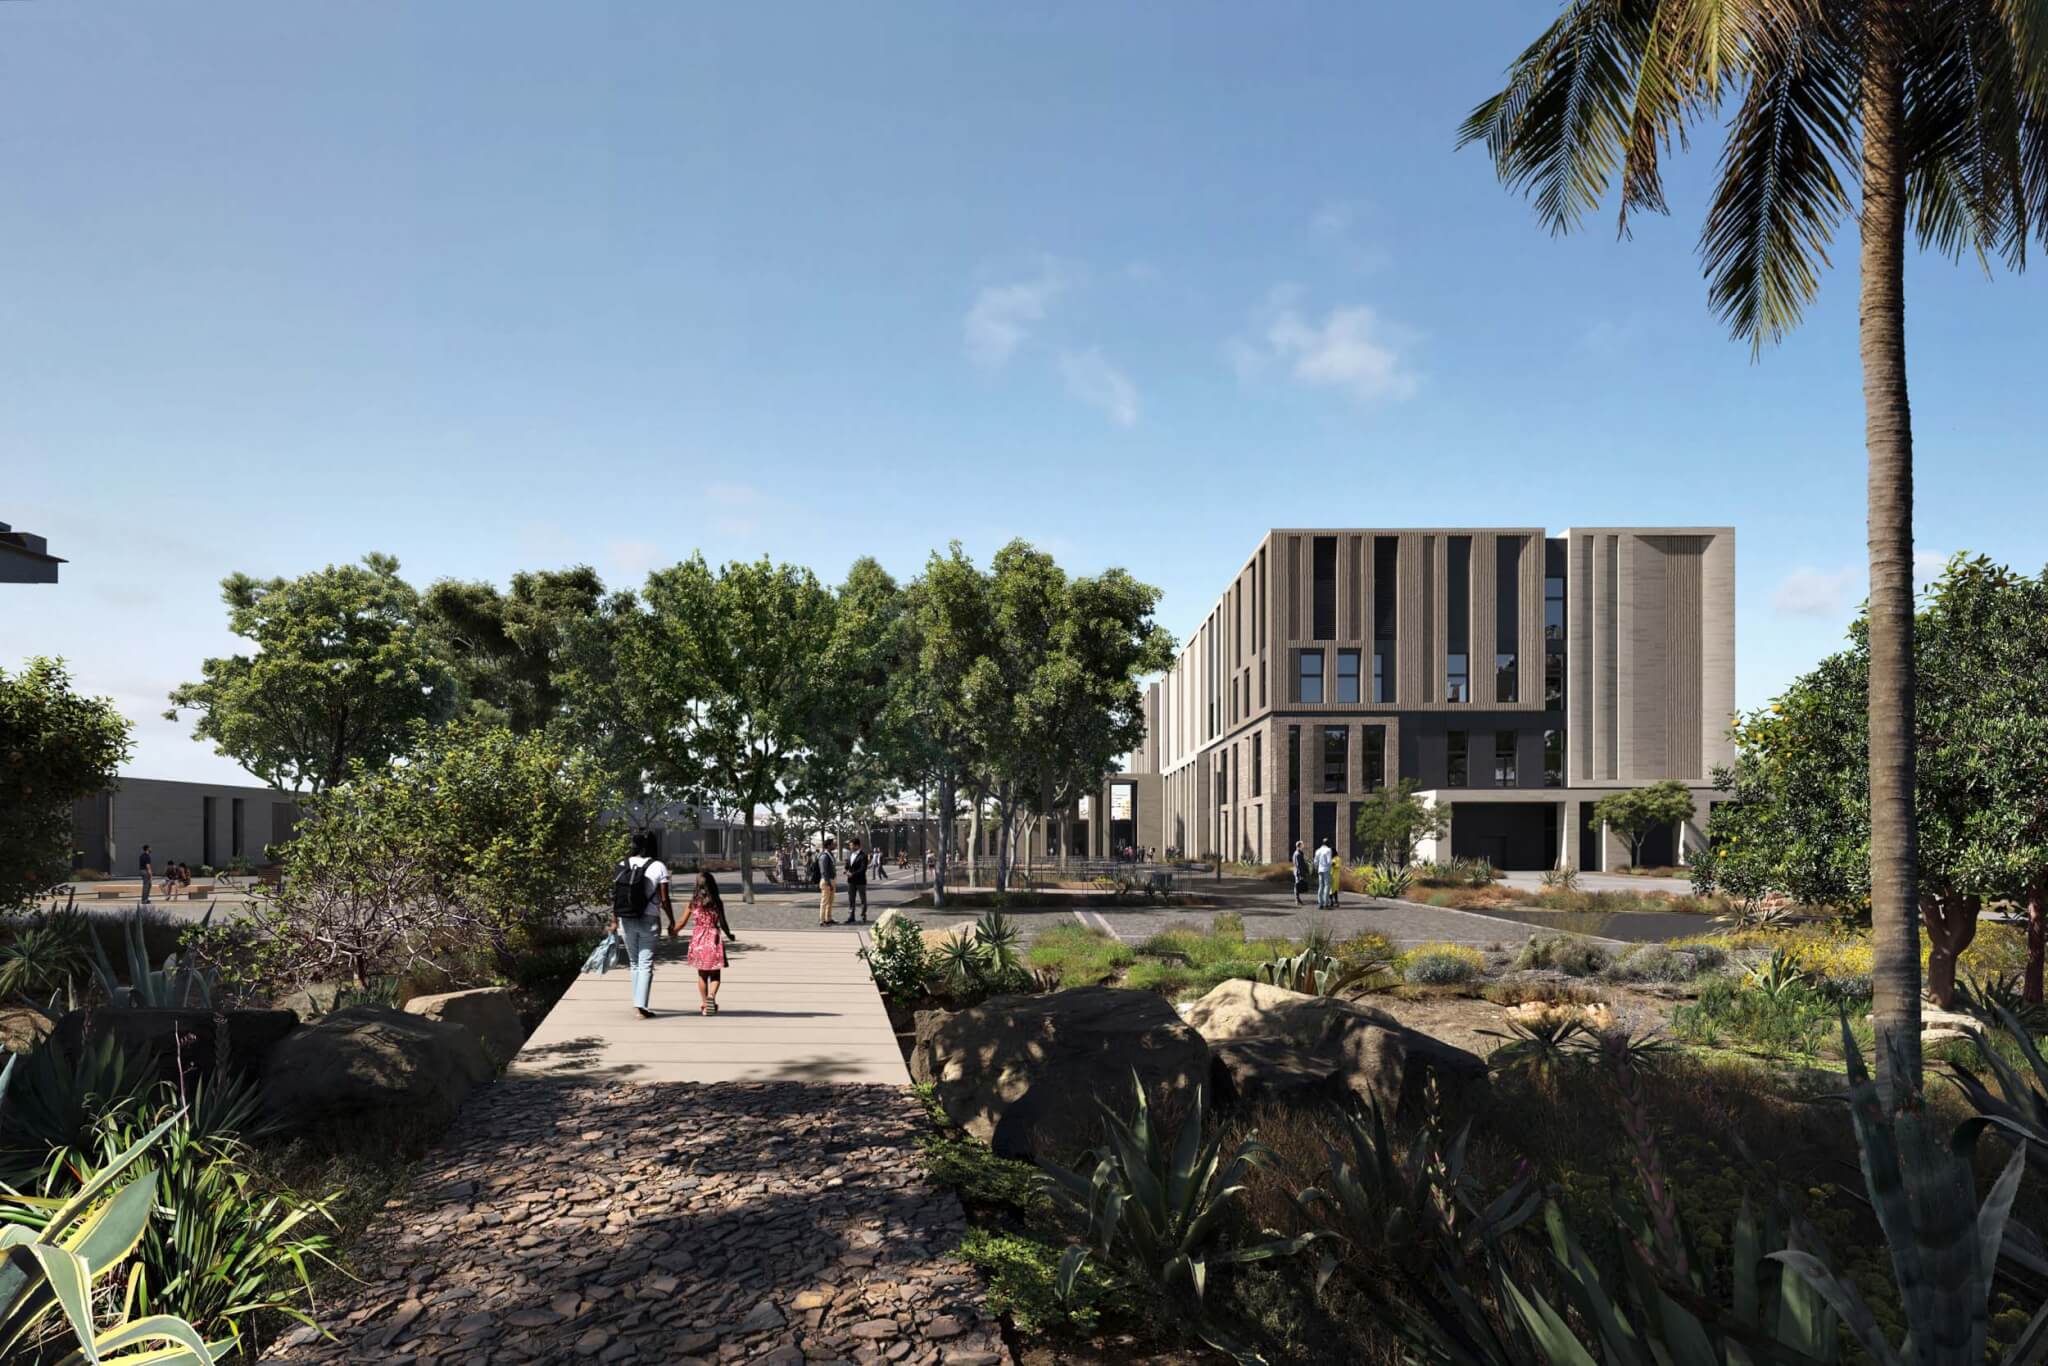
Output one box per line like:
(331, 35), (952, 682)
(70, 777), (303, 874)
(1133, 527), (1735, 871)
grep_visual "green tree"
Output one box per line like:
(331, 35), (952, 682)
(268, 721), (620, 986)
(1, 657), (132, 910)
(421, 566), (606, 733)
(1351, 780), (1451, 870)
(620, 555), (841, 903)
(1590, 780), (1697, 871)
(1463, 0), (2048, 1095)
(1706, 555), (2048, 1005)
(166, 554), (454, 793)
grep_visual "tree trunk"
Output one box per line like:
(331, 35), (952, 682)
(740, 808), (756, 904)
(1859, 8), (1922, 1101)
(994, 788), (1014, 893)
(2027, 882), (2045, 1006)
(934, 771), (954, 908)
(967, 803), (981, 884)
(1921, 892), (1979, 1009)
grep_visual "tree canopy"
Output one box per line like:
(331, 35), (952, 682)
(167, 554), (454, 793)
(1352, 780), (1451, 871)
(421, 566), (607, 734)
(1591, 781), (1697, 870)
(1, 658), (132, 910)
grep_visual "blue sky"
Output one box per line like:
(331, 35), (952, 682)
(5, 2), (2043, 785)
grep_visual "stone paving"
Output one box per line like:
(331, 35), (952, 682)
(270, 1080), (1009, 1366)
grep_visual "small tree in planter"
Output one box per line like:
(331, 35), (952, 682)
(1352, 781), (1451, 872)
(1590, 781), (1696, 871)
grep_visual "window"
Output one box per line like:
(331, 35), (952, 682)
(1298, 650), (1325, 703)
(1447, 536), (1471, 702)
(1447, 731), (1468, 787)
(1336, 649), (1361, 703)
(1322, 726), (1348, 793)
(1546, 653), (1565, 709)
(1289, 726), (1301, 796)
(1495, 732), (1518, 787)
(1544, 728), (1564, 787)
(1546, 572), (1566, 640)
(1496, 536), (1520, 702)
(231, 798), (245, 859)
(1231, 745), (1239, 804)
(1312, 536), (1337, 640)
(1259, 666), (1266, 709)
(1217, 764), (1228, 805)
(1362, 725), (1386, 791)
(1374, 537), (1398, 703)
(1252, 732), (1263, 797)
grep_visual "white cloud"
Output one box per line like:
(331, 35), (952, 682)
(1773, 567), (1860, 617)
(963, 261), (1066, 368)
(1241, 294), (1419, 402)
(1058, 348), (1139, 428)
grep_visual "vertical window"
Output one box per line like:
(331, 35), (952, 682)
(1495, 732), (1517, 787)
(1312, 536), (1337, 640)
(1545, 570), (1566, 639)
(1298, 650), (1325, 703)
(1231, 745), (1239, 804)
(1259, 666), (1266, 709)
(1496, 536), (1520, 703)
(1288, 726), (1301, 850)
(1447, 731), (1469, 787)
(1322, 725), (1348, 793)
(1363, 726), (1386, 791)
(1252, 732), (1263, 797)
(1336, 649), (1361, 704)
(1373, 537), (1398, 703)
(230, 797), (245, 858)
(1255, 549), (1265, 651)
(1544, 728), (1564, 787)
(1447, 536), (1471, 702)
(1546, 653), (1565, 709)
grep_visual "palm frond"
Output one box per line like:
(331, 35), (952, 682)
(1617, 0), (1759, 232)
(1699, 9), (1858, 349)
(1904, 0), (2030, 267)
(1459, 0), (1662, 234)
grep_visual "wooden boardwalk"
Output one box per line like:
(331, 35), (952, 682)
(508, 929), (910, 1086)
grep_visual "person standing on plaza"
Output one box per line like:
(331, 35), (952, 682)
(1314, 837), (1335, 909)
(1290, 840), (1309, 906)
(816, 838), (838, 926)
(138, 844), (153, 905)
(679, 870), (733, 1015)
(610, 831), (672, 1018)
(843, 837), (870, 923)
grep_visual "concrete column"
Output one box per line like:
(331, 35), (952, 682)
(1559, 800), (1578, 871)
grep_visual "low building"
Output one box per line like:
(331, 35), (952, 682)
(0, 521), (64, 584)
(70, 777), (301, 874)
(1141, 527), (1735, 871)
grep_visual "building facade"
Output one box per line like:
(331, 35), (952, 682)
(1142, 527), (1735, 871)
(70, 777), (303, 874)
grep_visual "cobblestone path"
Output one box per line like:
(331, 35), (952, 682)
(271, 1081), (1009, 1365)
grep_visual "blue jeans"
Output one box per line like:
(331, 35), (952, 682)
(1317, 870), (1333, 908)
(619, 916), (659, 1010)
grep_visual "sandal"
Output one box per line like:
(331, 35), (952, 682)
(707, 1000), (719, 1016)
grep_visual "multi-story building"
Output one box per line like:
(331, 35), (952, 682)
(1133, 527), (1735, 871)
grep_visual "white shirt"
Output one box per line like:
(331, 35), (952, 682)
(627, 856), (669, 914)
(1314, 846), (1334, 873)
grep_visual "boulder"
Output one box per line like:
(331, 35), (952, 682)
(49, 1008), (299, 1085)
(403, 987), (524, 1067)
(276, 982), (345, 1018)
(0, 1006), (54, 1055)
(910, 987), (1210, 1160)
(262, 1006), (494, 1132)
(1184, 980), (1487, 1118)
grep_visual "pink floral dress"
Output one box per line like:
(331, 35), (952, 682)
(686, 897), (728, 971)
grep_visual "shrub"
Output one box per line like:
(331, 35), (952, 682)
(1402, 944), (1484, 986)
(1124, 960), (1196, 997)
(1025, 923), (1134, 987)
(1603, 942), (1714, 983)
(1210, 911), (1246, 941)
(1512, 933), (1611, 977)
(1358, 864), (1414, 898)
(957, 1227), (1113, 1336)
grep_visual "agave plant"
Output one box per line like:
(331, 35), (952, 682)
(1745, 946), (1813, 1003)
(972, 911), (1024, 983)
(1765, 1021), (2048, 1365)
(1360, 863), (1414, 899)
(1255, 946), (1392, 998)
(1480, 1012), (1594, 1092)
(89, 904), (218, 1010)
(0, 1060), (227, 1365)
(0, 903), (91, 1002)
(1951, 1005), (2048, 1169)
(1959, 972), (2048, 1032)
(1040, 1073), (1312, 1363)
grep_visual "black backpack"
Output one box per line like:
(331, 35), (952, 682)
(611, 858), (652, 917)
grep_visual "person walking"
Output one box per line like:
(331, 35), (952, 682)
(138, 844), (153, 905)
(1290, 840), (1309, 906)
(1314, 837), (1335, 910)
(610, 831), (672, 1018)
(873, 842), (888, 881)
(678, 870), (733, 1015)
(816, 838), (838, 926)
(842, 837), (870, 923)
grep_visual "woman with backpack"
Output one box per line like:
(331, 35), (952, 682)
(678, 870), (734, 1015)
(611, 831), (672, 1018)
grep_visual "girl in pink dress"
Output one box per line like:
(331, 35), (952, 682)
(677, 870), (733, 1015)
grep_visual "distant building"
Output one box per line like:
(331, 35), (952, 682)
(71, 777), (301, 873)
(1139, 526), (1736, 870)
(0, 521), (64, 584)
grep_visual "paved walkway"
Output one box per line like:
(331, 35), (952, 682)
(511, 931), (908, 1086)
(271, 1082), (1007, 1365)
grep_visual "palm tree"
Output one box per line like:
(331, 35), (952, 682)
(1460, 1), (2046, 1103)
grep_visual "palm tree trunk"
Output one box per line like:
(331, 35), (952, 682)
(1860, 7), (1922, 1101)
